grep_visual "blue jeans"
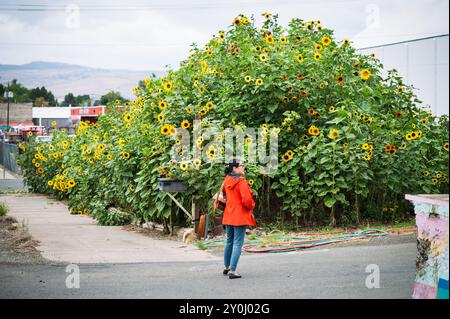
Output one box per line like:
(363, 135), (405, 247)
(224, 225), (247, 271)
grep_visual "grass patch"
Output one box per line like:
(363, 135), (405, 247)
(0, 202), (9, 216)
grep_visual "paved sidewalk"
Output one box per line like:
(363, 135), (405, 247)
(0, 194), (219, 264)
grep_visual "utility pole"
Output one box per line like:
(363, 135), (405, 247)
(6, 82), (10, 132)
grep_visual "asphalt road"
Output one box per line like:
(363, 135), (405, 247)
(0, 239), (416, 299)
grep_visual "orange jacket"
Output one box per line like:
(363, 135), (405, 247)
(221, 175), (256, 227)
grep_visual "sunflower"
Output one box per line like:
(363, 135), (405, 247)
(364, 154), (371, 161)
(259, 54), (268, 62)
(296, 73), (304, 79)
(27, 131), (33, 137)
(384, 144), (392, 152)
(193, 159), (202, 168)
(255, 46), (261, 52)
(416, 131), (423, 138)
(255, 79), (263, 86)
(157, 113), (165, 122)
(206, 101), (214, 110)
(158, 101), (167, 110)
(328, 105), (335, 112)
(308, 126), (320, 136)
(361, 69), (372, 80)
(199, 109), (207, 116)
(280, 36), (287, 44)
(410, 132), (417, 139)
(394, 111), (403, 118)
(281, 153), (292, 163)
(343, 39), (351, 46)
(318, 83), (326, 89)
(51, 121), (57, 126)
(328, 128), (339, 139)
(423, 171), (430, 177)
(106, 154), (112, 160)
(53, 152), (59, 159)
(200, 61), (207, 69)
(186, 107), (193, 114)
(160, 124), (171, 135)
(313, 53), (322, 61)
(207, 49), (213, 56)
(444, 143), (449, 151)
(314, 112), (321, 118)
(421, 118), (428, 125)
(97, 144), (105, 151)
(431, 178), (439, 185)
(337, 76), (345, 84)
(322, 36), (331, 46)
(265, 35), (274, 44)
(263, 12), (270, 19)
(315, 44), (323, 51)
(48, 180), (53, 186)
(286, 150), (294, 157)
(68, 180), (76, 188)
(164, 82), (173, 91)
(405, 133), (413, 141)
(123, 113), (132, 122)
(180, 163), (188, 171)
(38, 168), (44, 174)
(244, 75), (252, 83)
(181, 120), (190, 129)
(122, 151), (130, 159)
(296, 54), (304, 63)
(232, 17), (241, 25)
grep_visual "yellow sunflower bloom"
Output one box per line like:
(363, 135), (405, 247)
(265, 35), (274, 44)
(255, 79), (263, 86)
(322, 36), (331, 46)
(157, 113), (165, 122)
(296, 54), (304, 63)
(158, 101), (167, 110)
(314, 53), (322, 61)
(361, 69), (372, 80)
(181, 120), (190, 129)
(328, 128), (339, 140)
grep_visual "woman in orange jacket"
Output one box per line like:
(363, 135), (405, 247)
(221, 160), (256, 279)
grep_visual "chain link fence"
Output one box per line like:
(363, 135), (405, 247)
(0, 142), (20, 174)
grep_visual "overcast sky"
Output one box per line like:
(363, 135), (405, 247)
(0, 0), (448, 71)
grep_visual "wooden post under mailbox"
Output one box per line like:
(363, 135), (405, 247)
(192, 200), (200, 233)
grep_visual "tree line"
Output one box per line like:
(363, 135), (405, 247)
(0, 79), (129, 107)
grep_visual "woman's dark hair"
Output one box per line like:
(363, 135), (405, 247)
(224, 160), (240, 175)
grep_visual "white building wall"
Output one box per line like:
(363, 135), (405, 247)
(32, 107), (72, 119)
(358, 35), (449, 117)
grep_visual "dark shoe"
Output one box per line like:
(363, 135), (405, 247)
(223, 268), (230, 275)
(228, 272), (242, 279)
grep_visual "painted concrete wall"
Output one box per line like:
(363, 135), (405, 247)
(406, 194), (449, 299)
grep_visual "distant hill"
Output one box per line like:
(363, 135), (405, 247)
(0, 61), (165, 101)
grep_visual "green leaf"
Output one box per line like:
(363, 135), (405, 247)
(324, 196), (336, 208)
(280, 177), (289, 185)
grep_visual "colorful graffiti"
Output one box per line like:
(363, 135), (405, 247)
(406, 194), (449, 299)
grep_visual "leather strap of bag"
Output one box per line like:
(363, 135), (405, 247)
(212, 181), (225, 218)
